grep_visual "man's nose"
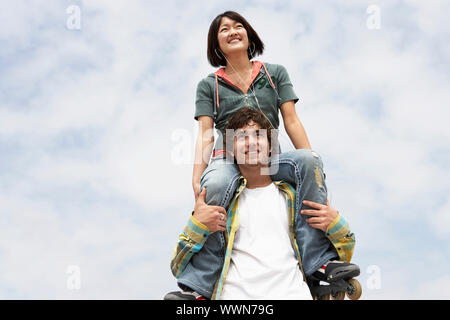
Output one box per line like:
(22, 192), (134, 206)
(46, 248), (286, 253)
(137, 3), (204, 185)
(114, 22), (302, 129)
(247, 134), (258, 147)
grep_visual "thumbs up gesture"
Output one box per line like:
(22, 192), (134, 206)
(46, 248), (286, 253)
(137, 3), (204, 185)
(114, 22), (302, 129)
(193, 188), (228, 233)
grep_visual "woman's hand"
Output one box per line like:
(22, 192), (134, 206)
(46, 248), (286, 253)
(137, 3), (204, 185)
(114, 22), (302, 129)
(301, 200), (338, 232)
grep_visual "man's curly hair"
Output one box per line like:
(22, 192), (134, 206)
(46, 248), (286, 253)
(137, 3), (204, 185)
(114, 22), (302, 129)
(223, 107), (275, 155)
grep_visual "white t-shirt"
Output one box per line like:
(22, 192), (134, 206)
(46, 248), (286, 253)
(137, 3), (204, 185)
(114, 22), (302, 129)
(221, 182), (312, 300)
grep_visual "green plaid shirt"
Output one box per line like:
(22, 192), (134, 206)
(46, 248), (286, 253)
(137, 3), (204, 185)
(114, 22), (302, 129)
(170, 177), (355, 300)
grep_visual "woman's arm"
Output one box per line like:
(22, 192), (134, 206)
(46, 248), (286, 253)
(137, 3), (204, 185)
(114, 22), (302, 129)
(280, 101), (311, 150)
(192, 116), (215, 199)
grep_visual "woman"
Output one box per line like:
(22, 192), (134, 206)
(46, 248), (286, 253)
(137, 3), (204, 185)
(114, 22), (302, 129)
(193, 11), (311, 201)
(175, 11), (346, 299)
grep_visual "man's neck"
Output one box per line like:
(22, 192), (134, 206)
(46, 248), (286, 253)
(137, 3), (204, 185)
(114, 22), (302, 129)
(239, 164), (273, 189)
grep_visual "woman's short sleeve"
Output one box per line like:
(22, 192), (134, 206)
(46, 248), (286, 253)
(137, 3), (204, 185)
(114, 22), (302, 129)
(276, 64), (299, 105)
(194, 78), (214, 120)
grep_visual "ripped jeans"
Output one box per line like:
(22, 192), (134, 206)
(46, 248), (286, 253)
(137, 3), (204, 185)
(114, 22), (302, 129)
(176, 149), (338, 298)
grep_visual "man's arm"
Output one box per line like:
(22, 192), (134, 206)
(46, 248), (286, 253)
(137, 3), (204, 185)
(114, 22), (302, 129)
(170, 214), (210, 277)
(170, 188), (227, 277)
(301, 200), (355, 262)
(325, 214), (355, 262)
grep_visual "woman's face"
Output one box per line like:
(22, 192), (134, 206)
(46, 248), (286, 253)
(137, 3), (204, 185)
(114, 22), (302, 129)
(217, 16), (250, 57)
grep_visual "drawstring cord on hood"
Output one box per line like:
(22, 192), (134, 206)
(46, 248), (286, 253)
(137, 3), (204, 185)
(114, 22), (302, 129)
(214, 61), (278, 128)
(213, 59), (295, 151)
(261, 62), (276, 90)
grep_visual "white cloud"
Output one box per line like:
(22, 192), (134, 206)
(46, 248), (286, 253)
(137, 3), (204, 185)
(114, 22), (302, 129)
(0, 0), (449, 299)
(430, 199), (450, 238)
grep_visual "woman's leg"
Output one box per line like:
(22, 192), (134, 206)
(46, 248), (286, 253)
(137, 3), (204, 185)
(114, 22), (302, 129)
(270, 149), (339, 276)
(176, 157), (240, 298)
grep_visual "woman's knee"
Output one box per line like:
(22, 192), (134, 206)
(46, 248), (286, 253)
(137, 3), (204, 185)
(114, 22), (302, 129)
(200, 165), (239, 206)
(291, 149), (323, 169)
(201, 178), (227, 205)
(293, 149), (327, 191)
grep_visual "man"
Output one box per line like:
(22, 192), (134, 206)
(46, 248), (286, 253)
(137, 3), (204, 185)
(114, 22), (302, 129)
(167, 107), (358, 300)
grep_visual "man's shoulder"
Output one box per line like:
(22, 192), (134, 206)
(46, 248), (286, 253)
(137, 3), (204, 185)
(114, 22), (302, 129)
(230, 178), (295, 201)
(273, 180), (295, 192)
(234, 177), (295, 191)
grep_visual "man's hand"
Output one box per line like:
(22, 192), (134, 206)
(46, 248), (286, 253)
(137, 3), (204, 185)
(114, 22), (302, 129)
(193, 188), (227, 233)
(301, 200), (338, 232)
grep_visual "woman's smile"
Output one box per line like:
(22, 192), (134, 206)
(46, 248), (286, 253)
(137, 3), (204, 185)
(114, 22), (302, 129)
(218, 17), (249, 54)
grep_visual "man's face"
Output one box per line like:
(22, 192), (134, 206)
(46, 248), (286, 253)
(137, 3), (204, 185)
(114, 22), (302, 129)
(233, 120), (270, 166)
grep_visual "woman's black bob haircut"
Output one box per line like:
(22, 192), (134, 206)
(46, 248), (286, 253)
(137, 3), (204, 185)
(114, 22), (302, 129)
(207, 11), (264, 67)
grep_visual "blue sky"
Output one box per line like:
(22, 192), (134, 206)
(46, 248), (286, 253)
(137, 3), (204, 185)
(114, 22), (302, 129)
(0, 0), (449, 299)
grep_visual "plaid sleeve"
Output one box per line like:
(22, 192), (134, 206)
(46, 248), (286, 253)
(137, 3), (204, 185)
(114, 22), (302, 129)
(170, 213), (210, 278)
(326, 214), (355, 262)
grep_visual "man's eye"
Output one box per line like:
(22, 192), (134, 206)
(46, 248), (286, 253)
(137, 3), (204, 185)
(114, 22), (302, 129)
(236, 133), (245, 140)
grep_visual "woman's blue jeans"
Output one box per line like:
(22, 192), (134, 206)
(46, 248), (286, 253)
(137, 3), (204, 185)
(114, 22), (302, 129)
(177, 149), (338, 298)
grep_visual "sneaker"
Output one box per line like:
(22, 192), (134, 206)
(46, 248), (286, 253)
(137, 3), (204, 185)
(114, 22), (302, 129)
(164, 290), (206, 300)
(312, 260), (360, 282)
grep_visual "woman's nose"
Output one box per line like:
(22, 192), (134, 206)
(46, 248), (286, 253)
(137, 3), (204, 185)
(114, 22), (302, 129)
(230, 27), (239, 35)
